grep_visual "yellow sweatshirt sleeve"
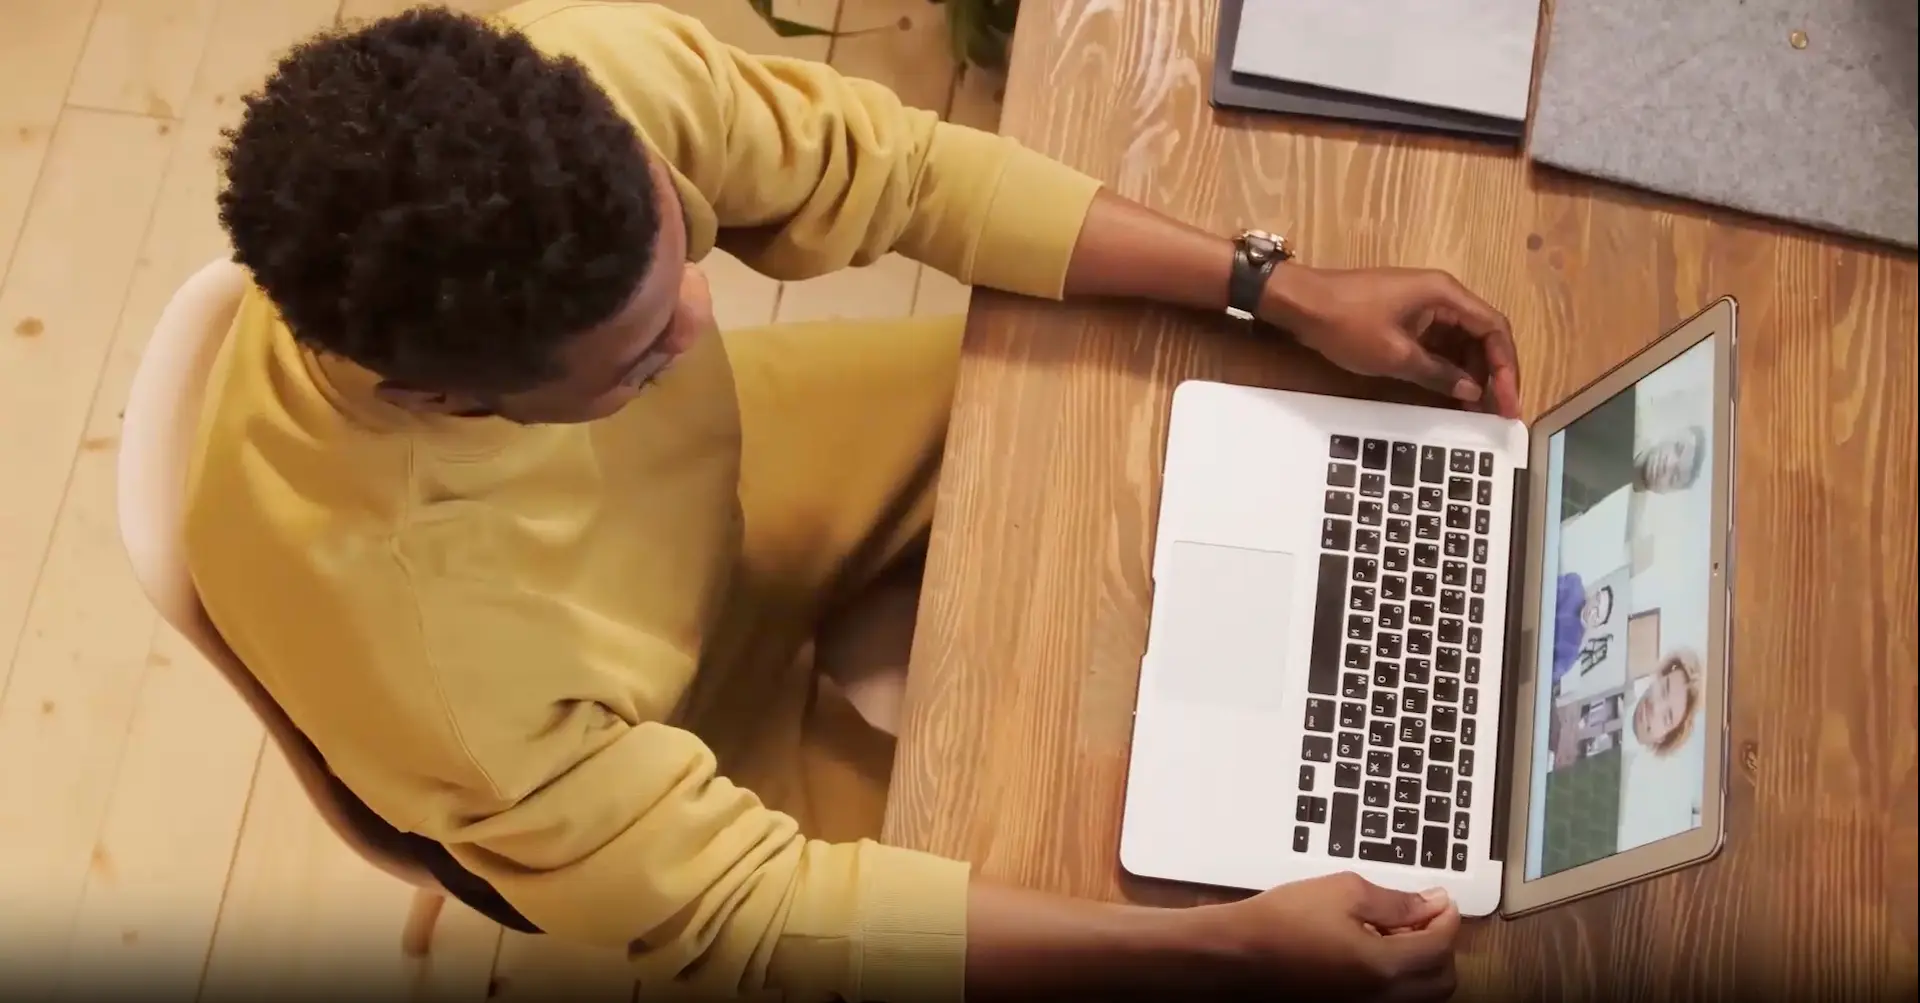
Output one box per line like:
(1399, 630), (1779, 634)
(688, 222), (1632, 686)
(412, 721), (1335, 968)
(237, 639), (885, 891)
(510, 0), (1103, 298)
(390, 569), (969, 1002)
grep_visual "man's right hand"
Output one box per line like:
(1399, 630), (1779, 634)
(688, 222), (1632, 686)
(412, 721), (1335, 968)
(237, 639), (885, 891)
(1201, 872), (1463, 1001)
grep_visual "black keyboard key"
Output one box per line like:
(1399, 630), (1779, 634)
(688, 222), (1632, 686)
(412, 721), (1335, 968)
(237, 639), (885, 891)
(1322, 518), (1352, 551)
(1424, 794), (1451, 824)
(1464, 688), (1479, 715)
(1476, 479), (1493, 506)
(1330, 435), (1360, 460)
(1449, 449), (1475, 474)
(1303, 734), (1334, 762)
(1453, 812), (1471, 841)
(1342, 672), (1369, 700)
(1329, 793), (1359, 858)
(1434, 677), (1461, 703)
(1443, 532), (1469, 559)
(1448, 476), (1473, 501)
(1371, 691), (1398, 718)
(1418, 486), (1444, 511)
(1367, 751), (1393, 778)
(1293, 826), (1311, 852)
(1372, 662), (1400, 689)
(1362, 439), (1388, 470)
(1414, 543), (1439, 567)
(1297, 795), (1328, 823)
(1419, 446), (1446, 483)
(1412, 572), (1437, 597)
(1407, 630), (1432, 656)
(1437, 559), (1465, 587)
(1358, 501), (1383, 526)
(1467, 627), (1483, 653)
(1335, 762), (1362, 789)
(1403, 687), (1429, 714)
(1304, 698), (1336, 732)
(1306, 554), (1347, 695)
(1325, 490), (1355, 516)
(1386, 518), (1412, 544)
(1426, 764), (1454, 792)
(1362, 810), (1389, 839)
(1344, 642), (1371, 668)
(1347, 612), (1374, 640)
(1469, 597), (1485, 624)
(1403, 657), (1432, 685)
(1360, 474), (1386, 499)
(1432, 705), (1459, 733)
(1446, 504), (1471, 530)
(1387, 489), (1414, 515)
(1474, 508), (1491, 535)
(1355, 529), (1381, 554)
(1399, 716), (1427, 745)
(1457, 780), (1474, 809)
(1376, 632), (1403, 659)
(1439, 618), (1464, 645)
(1429, 734), (1457, 764)
(1440, 590), (1465, 616)
(1472, 537), (1489, 565)
(1396, 746), (1424, 775)
(1381, 575), (1407, 601)
(1340, 700), (1367, 729)
(1369, 720), (1396, 747)
(1358, 840), (1401, 864)
(1437, 647), (1461, 675)
(1393, 807), (1420, 834)
(1421, 825), (1448, 868)
(1464, 657), (1481, 684)
(1452, 843), (1469, 871)
(1337, 731), (1364, 759)
(1477, 451), (1494, 477)
(1462, 719), (1478, 746)
(1470, 566), (1487, 594)
(1395, 777), (1421, 804)
(1416, 515), (1442, 541)
(1298, 765), (1315, 791)
(1409, 600), (1435, 626)
(1328, 462), (1357, 487)
(1379, 603), (1406, 630)
(1460, 749), (1476, 776)
(1390, 443), (1417, 486)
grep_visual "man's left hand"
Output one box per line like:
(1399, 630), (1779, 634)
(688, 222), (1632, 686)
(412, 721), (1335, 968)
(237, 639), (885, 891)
(1262, 266), (1523, 419)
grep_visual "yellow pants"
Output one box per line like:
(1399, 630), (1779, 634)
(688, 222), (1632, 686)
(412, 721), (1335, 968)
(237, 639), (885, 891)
(676, 314), (964, 845)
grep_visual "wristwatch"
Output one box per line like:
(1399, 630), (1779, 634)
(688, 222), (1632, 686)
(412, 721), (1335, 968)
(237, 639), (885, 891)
(1226, 228), (1293, 322)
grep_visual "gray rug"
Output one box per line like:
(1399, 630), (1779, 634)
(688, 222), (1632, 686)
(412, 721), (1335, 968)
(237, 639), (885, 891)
(1529, 0), (1919, 250)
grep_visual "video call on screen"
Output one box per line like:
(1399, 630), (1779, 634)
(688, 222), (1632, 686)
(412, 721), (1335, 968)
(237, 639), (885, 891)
(1525, 336), (1717, 881)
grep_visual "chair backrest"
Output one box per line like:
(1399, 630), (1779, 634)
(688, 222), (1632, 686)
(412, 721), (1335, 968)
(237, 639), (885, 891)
(115, 258), (431, 888)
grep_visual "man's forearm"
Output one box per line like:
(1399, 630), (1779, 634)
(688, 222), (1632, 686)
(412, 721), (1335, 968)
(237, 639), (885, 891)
(1061, 189), (1312, 325)
(965, 880), (1242, 1002)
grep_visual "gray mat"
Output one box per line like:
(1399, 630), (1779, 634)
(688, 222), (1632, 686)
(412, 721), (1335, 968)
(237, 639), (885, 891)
(1530, 0), (1919, 250)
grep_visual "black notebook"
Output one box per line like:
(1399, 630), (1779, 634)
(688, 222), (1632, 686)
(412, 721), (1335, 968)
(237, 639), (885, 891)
(1212, 0), (1524, 143)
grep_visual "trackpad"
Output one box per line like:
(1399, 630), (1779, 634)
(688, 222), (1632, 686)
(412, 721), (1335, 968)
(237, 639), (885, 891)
(1146, 541), (1296, 712)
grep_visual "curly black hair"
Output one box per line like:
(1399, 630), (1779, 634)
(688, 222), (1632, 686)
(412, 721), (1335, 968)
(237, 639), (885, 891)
(217, 6), (659, 395)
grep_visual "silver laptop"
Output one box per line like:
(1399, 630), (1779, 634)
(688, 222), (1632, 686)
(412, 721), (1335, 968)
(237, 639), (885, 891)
(1120, 298), (1737, 918)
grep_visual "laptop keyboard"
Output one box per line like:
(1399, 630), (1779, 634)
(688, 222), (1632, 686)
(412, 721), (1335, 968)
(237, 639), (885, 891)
(1294, 435), (1494, 872)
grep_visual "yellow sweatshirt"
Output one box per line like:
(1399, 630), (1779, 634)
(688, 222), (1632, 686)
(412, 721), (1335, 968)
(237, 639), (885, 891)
(184, 2), (1101, 1000)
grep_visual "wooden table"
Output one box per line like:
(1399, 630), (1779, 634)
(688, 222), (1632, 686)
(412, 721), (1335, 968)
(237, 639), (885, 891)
(884, 2), (1919, 999)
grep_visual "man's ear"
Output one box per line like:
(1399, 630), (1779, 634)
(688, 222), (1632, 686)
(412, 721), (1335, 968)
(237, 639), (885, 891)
(373, 380), (487, 416)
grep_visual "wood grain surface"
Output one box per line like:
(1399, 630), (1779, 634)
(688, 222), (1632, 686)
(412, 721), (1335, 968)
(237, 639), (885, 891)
(883, 2), (1920, 1000)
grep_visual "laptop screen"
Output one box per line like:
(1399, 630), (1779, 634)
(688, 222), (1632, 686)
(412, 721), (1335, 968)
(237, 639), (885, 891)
(1522, 334), (1718, 881)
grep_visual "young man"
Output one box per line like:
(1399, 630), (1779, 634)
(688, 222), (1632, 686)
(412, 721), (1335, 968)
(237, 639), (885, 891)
(190, 2), (1523, 1000)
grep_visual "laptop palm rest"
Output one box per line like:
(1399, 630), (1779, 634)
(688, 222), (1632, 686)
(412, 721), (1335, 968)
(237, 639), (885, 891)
(1146, 540), (1297, 712)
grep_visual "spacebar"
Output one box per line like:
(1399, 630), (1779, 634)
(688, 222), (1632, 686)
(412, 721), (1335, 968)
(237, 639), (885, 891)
(1306, 553), (1347, 695)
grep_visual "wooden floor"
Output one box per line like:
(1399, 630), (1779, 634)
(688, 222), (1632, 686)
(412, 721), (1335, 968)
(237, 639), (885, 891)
(0, 1), (998, 998)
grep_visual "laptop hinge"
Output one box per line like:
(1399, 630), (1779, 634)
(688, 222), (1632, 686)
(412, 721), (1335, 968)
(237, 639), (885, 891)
(1487, 467), (1531, 863)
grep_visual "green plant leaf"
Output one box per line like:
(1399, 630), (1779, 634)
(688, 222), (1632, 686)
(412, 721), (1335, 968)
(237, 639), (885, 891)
(745, 0), (839, 38)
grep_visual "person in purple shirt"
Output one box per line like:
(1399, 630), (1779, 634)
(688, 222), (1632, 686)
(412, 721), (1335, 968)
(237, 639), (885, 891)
(1551, 575), (1615, 685)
